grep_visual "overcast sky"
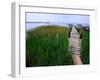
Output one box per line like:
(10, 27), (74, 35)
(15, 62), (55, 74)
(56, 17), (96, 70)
(26, 13), (90, 30)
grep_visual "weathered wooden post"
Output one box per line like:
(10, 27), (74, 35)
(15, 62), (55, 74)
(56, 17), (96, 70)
(68, 25), (83, 65)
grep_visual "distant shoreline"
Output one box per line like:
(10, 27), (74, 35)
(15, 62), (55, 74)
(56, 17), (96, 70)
(25, 23), (89, 31)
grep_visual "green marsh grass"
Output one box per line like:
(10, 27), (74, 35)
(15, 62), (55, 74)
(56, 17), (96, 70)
(26, 25), (73, 67)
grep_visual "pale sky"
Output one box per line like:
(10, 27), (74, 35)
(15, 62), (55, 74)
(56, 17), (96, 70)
(26, 13), (90, 30)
